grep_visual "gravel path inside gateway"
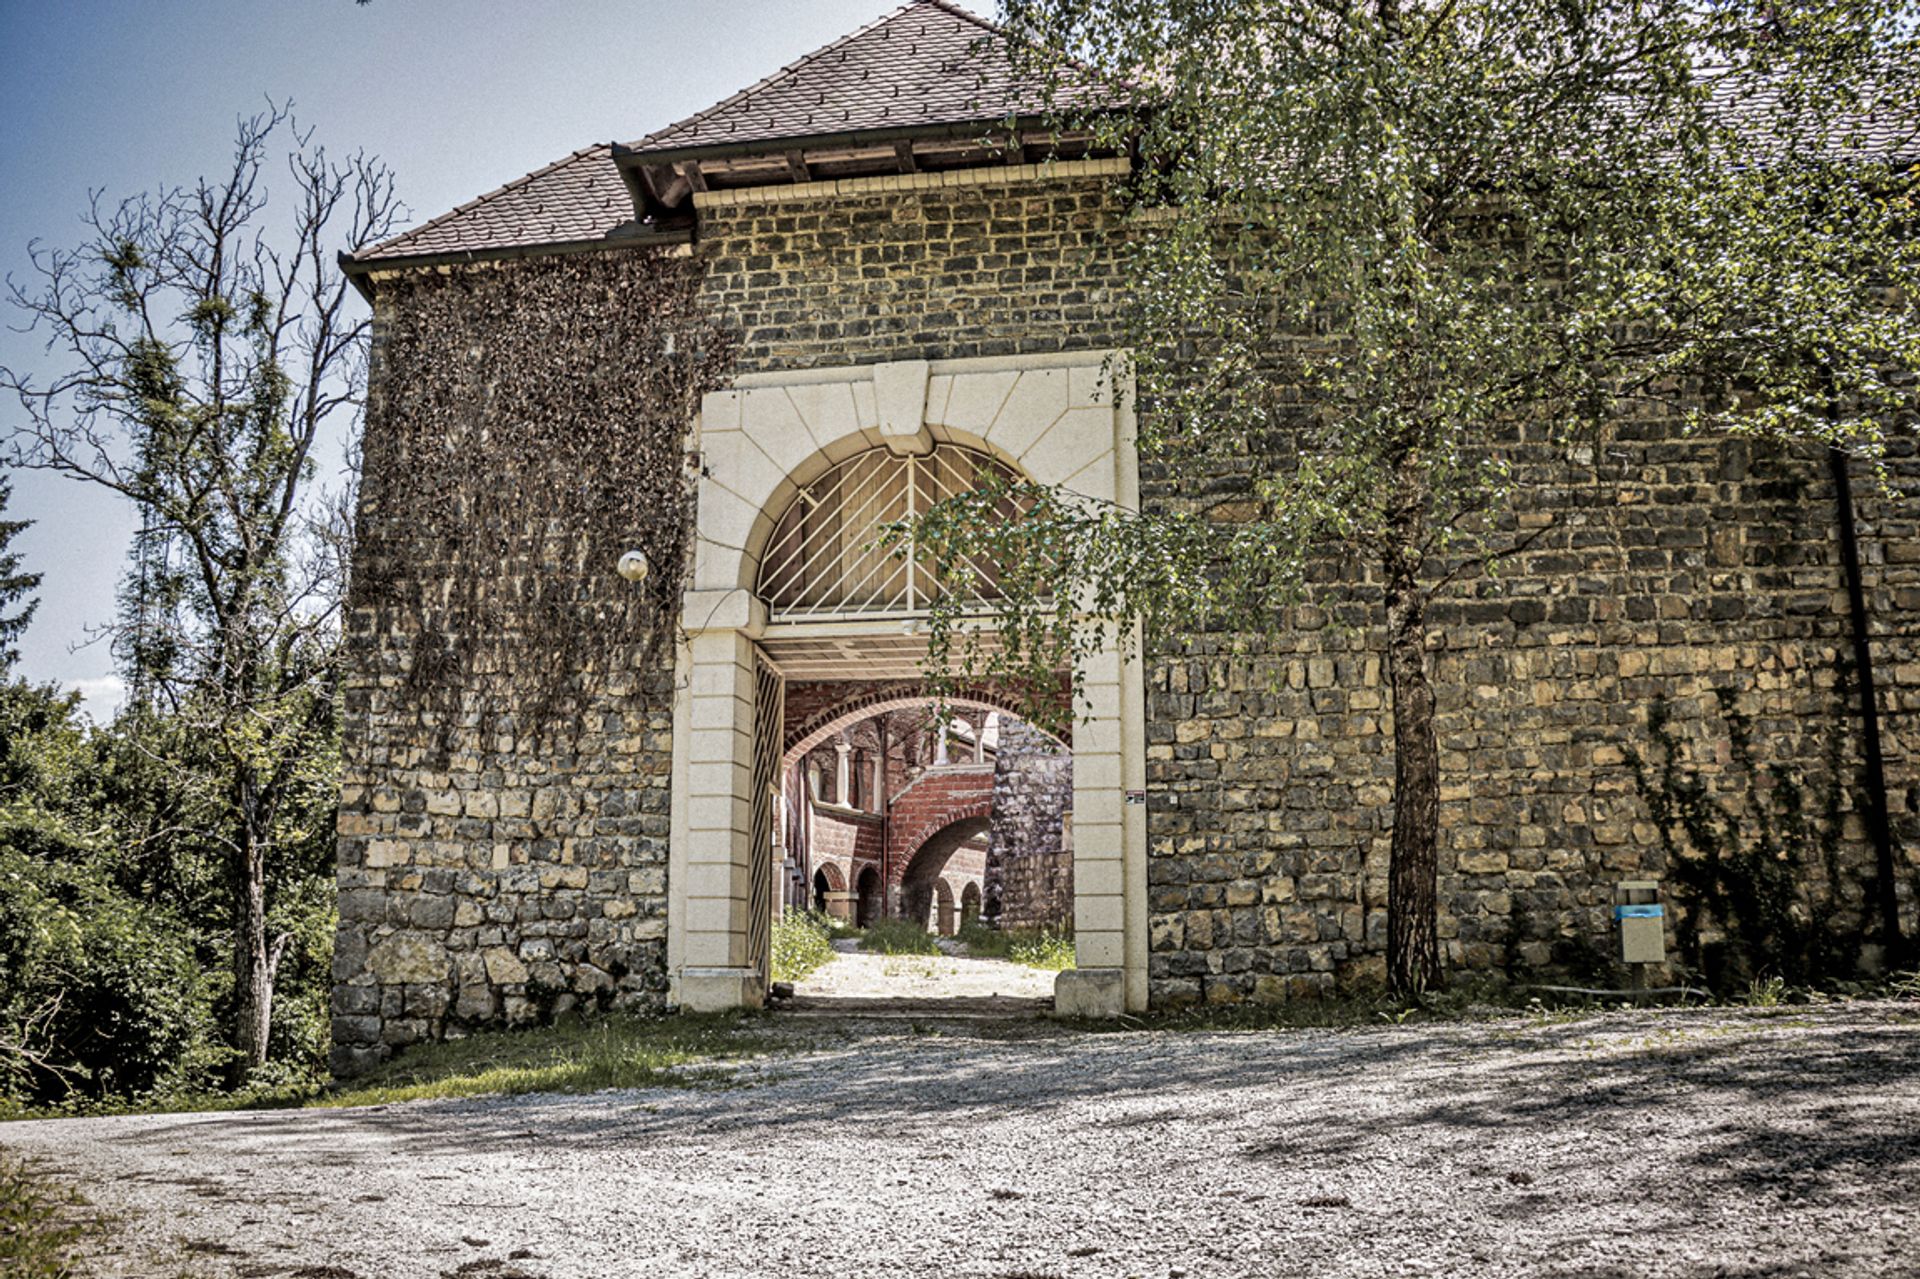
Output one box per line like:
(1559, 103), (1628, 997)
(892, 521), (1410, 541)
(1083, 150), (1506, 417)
(792, 939), (1057, 1002)
(6, 1003), (1919, 1279)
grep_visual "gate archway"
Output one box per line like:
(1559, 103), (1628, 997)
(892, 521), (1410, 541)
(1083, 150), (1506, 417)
(667, 352), (1147, 1016)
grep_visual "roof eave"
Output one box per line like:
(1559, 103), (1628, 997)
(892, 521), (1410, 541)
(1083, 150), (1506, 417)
(615, 110), (1115, 169)
(338, 225), (696, 291)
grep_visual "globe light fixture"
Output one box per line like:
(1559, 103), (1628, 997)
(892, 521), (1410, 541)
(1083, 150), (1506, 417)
(616, 550), (650, 583)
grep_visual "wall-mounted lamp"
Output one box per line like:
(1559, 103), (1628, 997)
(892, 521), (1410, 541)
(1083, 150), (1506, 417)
(617, 550), (651, 583)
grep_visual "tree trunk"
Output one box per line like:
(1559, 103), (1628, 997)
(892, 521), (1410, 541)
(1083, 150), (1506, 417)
(1384, 531), (1443, 997)
(230, 792), (274, 1082)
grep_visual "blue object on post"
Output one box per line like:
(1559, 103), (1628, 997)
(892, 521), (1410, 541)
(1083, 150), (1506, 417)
(1614, 880), (1666, 963)
(1612, 904), (1664, 920)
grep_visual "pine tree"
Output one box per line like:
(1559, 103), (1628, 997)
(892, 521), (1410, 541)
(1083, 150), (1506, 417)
(0, 477), (40, 671)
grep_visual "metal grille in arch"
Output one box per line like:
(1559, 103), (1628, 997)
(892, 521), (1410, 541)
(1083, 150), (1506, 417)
(757, 444), (1027, 620)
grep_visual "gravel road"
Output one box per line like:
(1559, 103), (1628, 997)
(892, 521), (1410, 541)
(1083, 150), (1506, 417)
(6, 1002), (1918, 1279)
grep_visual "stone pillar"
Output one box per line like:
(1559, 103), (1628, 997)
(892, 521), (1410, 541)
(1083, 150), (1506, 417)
(973, 717), (987, 763)
(824, 891), (856, 923)
(1053, 628), (1147, 1017)
(933, 720), (950, 767)
(671, 590), (769, 1013)
(834, 736), (852, 804)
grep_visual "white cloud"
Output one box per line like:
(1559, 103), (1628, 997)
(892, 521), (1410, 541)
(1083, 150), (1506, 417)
(67, 676), (126, 723)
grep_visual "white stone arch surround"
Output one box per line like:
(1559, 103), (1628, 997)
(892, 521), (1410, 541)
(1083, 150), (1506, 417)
(668, 351), (1147, 1016)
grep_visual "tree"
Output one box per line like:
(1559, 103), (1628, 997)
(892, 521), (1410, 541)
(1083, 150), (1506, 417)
(0, 477), (39, 671)
(910, 1), (1920, 993)
(1, 105), (399, 1074)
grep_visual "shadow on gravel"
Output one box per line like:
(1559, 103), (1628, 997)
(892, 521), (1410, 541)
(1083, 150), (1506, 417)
(99, 1008), (1920, 1211)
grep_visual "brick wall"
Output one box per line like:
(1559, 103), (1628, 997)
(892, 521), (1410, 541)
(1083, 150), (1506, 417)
(886, 765), (996, 885)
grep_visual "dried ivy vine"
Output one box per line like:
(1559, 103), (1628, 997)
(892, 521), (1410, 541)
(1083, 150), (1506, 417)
(1625, 669), (1874, 991)
(353, 251), (736, 749)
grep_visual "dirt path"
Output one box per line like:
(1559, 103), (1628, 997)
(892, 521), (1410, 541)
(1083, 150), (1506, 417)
(790, 938), (1057, 1003)
(6, 1003), (1919, 1278)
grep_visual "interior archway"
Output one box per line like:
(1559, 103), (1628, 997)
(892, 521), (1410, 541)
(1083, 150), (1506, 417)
(854, 867), (881, 928)
(899, 815), (989, 929)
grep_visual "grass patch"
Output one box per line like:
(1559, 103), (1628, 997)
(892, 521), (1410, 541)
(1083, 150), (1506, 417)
(771, 910), (836, 983)
(0, 1155), (92, 1278)
(320, 1012), (777, 1108)
(957, 921), (1077, 971)
(858, 917), (942, 955)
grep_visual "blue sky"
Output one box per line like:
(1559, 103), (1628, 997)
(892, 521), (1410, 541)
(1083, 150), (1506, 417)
(0, 0), (984, 715)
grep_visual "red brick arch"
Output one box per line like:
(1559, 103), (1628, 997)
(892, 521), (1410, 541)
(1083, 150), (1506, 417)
(782, 682), (1068, 765)
(885, 768), (995, 889)
(810, 860), (846, 893)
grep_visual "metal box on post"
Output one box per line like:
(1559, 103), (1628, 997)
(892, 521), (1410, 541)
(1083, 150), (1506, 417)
(1614, 880), (1666, 964)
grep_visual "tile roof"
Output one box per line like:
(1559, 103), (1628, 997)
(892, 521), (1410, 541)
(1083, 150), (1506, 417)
(624, 0), (1118, 157)
(349, 144), (640, 266)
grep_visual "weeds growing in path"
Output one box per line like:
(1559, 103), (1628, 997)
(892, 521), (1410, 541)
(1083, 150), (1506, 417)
(0, 1155), (92, 1278)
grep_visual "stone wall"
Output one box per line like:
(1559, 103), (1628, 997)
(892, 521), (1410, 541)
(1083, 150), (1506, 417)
(1143, 431), (1920, 1005)
(342, 168), (1920, 1055)
(987, 719), (1075, 930)
(694, 177), (1128, 377)
(332, 252), (723, 1074)
(694, 173), (1919, 1000)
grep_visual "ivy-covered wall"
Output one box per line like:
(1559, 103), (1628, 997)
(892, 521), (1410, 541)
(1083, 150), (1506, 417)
(331, 251), (731, 1074)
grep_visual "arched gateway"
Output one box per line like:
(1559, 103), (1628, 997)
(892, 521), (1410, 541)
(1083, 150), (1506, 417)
(666, 353), (1146, 1016)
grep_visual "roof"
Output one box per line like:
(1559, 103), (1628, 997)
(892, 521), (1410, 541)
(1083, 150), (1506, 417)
(349, 145), (653, 267)
(624, 0), (1116, 160)
(349, 144), (644, 267)
(349, 1), (1121, 271)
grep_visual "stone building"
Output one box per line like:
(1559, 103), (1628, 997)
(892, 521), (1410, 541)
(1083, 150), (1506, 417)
(330, 0), (1918, 1071)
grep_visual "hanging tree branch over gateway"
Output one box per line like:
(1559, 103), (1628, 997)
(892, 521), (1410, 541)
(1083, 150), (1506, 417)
(902, 0), (1920, 994)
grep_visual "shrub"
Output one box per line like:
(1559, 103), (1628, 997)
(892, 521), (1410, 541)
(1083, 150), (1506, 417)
(770, 910), (835, 983)
(1008, 930), (1077, 972)
(958, 919), (1075, 970)
(0, 1155), (90, 1278)
(0, 845), (220, 1105)
(858, 917), (941, 955)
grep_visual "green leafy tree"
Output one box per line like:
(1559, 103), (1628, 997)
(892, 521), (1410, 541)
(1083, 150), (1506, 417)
(912, 1), (1920, 993)
(1, 105), (399, 1074)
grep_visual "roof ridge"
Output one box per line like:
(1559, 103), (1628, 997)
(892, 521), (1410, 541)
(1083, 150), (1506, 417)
(355, 143), (614, 261)
(625, 1), (999, 150)
(916, 0), (1003, 36)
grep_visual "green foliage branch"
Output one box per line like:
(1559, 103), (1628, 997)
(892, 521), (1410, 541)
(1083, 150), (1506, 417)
(904, 0), (1920, 994)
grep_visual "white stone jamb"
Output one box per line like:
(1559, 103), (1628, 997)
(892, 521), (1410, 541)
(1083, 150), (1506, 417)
(669, 587), (769, 1012)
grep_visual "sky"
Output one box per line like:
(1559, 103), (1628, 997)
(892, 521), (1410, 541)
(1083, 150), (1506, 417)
(0, 0), (986, 717)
